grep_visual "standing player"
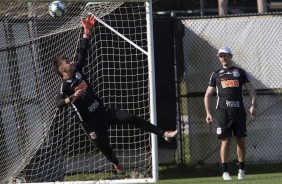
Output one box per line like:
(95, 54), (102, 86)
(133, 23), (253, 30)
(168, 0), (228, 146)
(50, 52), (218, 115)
(204, 47), (257, 180)
(52, 15), (178, 175)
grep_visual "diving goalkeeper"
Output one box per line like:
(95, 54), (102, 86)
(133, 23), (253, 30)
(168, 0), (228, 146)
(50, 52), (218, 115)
(52, 15), (178, 175)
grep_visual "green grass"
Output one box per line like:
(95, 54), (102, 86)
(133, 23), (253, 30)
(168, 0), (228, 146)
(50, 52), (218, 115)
(63, 163), (282, 183)
(158, 163), (282, 184)
(158, 173), (282, 184)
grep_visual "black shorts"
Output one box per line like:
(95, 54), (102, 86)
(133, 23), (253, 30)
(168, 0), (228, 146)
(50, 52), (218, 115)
(81, 107), (119, 135)
(216, 108), (247, 139)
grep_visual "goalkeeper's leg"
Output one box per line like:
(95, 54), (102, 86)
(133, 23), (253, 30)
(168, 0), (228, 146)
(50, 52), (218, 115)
(92, 132), (125, 175)
(80, 114), (126, 175)
(106, 108), (178, 142)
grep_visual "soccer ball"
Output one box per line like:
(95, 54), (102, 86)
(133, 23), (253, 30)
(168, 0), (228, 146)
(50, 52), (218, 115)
(49, 1), (66, 17)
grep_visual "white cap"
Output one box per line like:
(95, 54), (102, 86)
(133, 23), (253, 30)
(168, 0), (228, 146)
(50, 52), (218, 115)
(217, 47), (232, 55)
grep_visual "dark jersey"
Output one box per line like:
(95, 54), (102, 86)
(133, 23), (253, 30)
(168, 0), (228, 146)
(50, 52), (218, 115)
(208, 66), (250, 109)
(55, 38), (103, 121)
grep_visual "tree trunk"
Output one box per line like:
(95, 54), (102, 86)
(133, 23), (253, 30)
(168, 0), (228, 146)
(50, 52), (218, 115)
(257, 0), (267, 13)
(218, 0), (228, 16)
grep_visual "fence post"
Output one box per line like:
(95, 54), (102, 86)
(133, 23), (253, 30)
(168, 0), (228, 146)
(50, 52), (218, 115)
(171, 12), (184, 164)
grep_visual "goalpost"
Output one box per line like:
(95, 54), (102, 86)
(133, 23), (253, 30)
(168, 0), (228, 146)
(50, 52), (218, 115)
(0, 0), (158, 183)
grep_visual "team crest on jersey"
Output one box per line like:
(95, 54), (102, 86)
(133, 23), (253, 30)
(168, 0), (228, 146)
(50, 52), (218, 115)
(232, 69), (240, 77)
(75, 72), (82, 79)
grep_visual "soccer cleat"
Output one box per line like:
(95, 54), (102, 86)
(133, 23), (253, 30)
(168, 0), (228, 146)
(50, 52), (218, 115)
(222, 172), (232, 180)
(164, 130), (178, 142)
(114, 163), (126, 175)
(238, 169), (245, 179)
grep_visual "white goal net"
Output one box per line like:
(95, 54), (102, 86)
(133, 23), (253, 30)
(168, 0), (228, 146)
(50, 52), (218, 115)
(0, 1), (157, 183)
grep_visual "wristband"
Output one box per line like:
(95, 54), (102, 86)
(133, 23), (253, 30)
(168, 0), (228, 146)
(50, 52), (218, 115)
(69, 95), (75, 102)
(84, 29), (91, 35)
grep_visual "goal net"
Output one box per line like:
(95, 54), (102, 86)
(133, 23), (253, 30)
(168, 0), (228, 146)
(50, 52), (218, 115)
(0, 0), (158, 183)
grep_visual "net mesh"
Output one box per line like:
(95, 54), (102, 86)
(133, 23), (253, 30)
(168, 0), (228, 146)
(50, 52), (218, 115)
(0, 1), (153, 183)
(177, 14), (282, 164)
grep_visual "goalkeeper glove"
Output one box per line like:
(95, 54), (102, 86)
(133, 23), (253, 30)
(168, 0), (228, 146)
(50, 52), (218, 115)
(81, 14), (95, 35)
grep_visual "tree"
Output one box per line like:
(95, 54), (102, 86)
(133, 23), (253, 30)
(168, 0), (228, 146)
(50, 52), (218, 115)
(218, 0), (228, 16)
(257, 0), (267, 13)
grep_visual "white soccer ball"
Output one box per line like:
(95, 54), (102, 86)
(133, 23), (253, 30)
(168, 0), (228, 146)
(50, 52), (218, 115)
(49, 1), (66, 17)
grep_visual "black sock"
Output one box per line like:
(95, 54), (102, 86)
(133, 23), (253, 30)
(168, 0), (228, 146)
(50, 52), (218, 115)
(239, 162), (245, 170)
(106, 154), (119, 165)
(222, 163), (228, 173)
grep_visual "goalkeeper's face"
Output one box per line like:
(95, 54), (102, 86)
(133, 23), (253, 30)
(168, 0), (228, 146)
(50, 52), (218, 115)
(60, 59), (75, 76)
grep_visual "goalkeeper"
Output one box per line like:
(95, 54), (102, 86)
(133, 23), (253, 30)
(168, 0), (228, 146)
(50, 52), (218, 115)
(52, 15), (178, 175)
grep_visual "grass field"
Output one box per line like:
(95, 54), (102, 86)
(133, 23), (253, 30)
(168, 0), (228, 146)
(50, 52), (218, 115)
(64, 162), (282, 183)
(158, 173), (282, 184)
(158, 163), (282, 184)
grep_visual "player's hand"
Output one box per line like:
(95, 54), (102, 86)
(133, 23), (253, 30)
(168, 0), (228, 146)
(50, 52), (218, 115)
(81, 14), (95, 35)
(74, 89), (86, 98)
(206, 113), (213, 124)
(250, 106), (257, 118)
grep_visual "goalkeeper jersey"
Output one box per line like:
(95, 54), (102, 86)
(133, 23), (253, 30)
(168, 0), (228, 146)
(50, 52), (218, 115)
(55, 38), (103, 121)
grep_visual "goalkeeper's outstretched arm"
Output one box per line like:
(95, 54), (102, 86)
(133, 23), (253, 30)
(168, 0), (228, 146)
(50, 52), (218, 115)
(76, 15), (96, 70)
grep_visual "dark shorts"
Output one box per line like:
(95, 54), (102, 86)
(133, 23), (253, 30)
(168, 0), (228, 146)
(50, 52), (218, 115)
(78, 107), (134, 159)
(216, 108), (247, 139)
(78, 107), (162, 159)
(81, 107), (127, 135)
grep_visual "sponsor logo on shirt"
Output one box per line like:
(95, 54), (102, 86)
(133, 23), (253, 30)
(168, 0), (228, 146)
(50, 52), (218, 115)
(75, 80), (87, 91)
(60, 83), (64, 94)
(88, 100), (99, 112)
(219, 71), (232, 76)
(226, 100), (240, 107)
(72, 80), (88, 102)
(221, 79), (239, 88)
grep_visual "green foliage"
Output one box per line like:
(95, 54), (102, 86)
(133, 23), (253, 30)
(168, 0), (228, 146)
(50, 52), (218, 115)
(180, 81), (188, 116)
(179, 133), (190, 164)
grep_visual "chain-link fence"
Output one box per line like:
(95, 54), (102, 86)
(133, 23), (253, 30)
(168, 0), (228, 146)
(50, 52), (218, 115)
(175, 13), (282, 165)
